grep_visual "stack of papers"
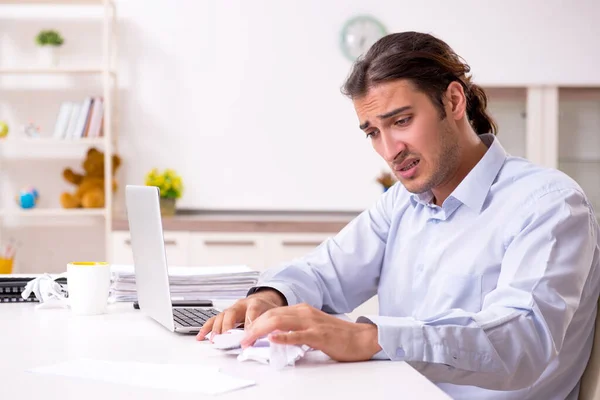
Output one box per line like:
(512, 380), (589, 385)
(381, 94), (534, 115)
(109, 264), (260, 302)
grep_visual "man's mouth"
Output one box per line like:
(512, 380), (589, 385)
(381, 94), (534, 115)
(399, 159), (420, 171)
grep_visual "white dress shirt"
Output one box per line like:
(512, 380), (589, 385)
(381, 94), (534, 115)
(249, 134), (600, 399)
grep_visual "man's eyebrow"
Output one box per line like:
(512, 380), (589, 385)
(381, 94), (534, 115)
(359, 106), (413, 130)
(378, 106), (412, 119)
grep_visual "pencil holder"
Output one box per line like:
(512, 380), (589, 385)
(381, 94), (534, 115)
(0, 258), (14, 274)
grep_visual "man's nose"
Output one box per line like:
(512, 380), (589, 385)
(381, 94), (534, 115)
(381, 132), (405, 163)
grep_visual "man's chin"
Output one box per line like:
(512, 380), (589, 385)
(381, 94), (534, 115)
(399, 179), (431, 195)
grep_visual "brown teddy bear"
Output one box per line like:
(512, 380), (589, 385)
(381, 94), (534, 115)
(60, 147), (122, 209)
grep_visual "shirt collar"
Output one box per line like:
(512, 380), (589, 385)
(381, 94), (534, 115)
(411, 134), (507, 213)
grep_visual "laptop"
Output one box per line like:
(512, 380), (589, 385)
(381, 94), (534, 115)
(125, 184), (221, 334)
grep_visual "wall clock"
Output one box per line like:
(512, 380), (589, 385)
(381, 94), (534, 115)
(340, 15), (387, 61)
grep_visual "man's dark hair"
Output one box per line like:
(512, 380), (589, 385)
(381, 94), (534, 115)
(341, 31), (497, 135)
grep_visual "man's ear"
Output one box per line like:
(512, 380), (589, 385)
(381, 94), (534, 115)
(445, 81), (467, 121)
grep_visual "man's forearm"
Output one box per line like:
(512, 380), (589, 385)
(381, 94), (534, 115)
(249, 287), (288, 306)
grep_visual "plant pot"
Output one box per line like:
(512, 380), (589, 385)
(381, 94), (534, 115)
(39, 46), (59, 67)
(159, 197), (176, 217)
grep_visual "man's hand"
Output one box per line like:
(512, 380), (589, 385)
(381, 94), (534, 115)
(240, 303), (382, 362)
(196, 288), (286, 341)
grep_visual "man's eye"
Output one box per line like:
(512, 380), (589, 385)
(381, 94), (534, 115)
(394, 117), (412, 126)
(366, 130), (379, 139)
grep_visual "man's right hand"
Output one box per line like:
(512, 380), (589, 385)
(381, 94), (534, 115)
(196, 288), (286, 341)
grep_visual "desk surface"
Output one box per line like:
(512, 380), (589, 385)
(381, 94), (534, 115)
(2, 302), (451, 399)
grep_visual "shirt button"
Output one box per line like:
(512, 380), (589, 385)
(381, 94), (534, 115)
(395, 348), (405, 358)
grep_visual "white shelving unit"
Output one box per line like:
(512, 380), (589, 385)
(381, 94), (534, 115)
(0, 0), (118, 261)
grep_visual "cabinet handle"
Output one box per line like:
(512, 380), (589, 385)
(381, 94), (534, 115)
(125, 239), (177, 246)
(281, 241), (323, 247)
(204, 240), (256, 247)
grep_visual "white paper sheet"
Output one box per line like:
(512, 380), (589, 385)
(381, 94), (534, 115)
(29, 358), (255, 395)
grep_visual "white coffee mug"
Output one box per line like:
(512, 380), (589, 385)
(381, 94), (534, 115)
(67, 262), (111, 316)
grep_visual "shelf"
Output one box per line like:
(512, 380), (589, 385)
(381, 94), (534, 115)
(0, 0), (112, 5)
(0, 208), (106, 217)
(5, 137), (105, 146)
(0, 68), (116, 76)
(0, 136), (106, 159)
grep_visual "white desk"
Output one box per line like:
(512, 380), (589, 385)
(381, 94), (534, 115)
(1, 302), (451, 399)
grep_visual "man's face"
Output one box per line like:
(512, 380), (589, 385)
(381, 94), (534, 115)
(353, 80), (460, 195)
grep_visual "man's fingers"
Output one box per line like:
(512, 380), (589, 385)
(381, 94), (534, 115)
(221, 308), (242, 332)
(210, 312), (226, 339)
(269, 329), (320, 348)
(196, 315), (216, 340)
(241, 314), (304, 348)
(245, 304), (264, 330)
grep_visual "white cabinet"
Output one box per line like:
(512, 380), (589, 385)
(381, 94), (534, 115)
(188, 233), (267, 271)
(486, 87), (527, 158)
(111, 230), (191, 266)
(487, 86), (600, 218)
(264, 233), (331, 268)
(558, 88), (600, 214)
(110, 231), (333, 270)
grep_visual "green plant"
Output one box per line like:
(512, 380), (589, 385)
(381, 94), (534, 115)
(35, 30), (64, 47)
(145, 168), (184, 199)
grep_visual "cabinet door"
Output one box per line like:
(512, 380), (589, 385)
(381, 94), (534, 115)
(189, 233), (266, 271)
(264, 233), (332, 268)
(558, 88), (600, 215)
(486, 87), (527, 158)
(111, 231), (190, 266)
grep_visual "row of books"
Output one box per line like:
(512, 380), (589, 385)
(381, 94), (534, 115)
(52, 97), (104, 140)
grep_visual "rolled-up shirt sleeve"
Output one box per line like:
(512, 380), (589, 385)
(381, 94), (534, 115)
(357, 188), (598, 390)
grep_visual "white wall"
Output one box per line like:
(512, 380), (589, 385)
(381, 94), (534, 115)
(0, 1), (599, 272)
(2, 0), (599, 213)
(112, 0), (600, 211)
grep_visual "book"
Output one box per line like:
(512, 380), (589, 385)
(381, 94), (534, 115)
(87, 97), (104, 138)
(72, 97), (93, 138)
(52, 101), (74, 139)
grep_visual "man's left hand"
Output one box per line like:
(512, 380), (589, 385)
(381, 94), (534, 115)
(240, 303), (382, 362)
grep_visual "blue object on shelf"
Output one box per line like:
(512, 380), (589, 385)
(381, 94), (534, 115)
(18, 192), (35, 208)
(16, 187), (39, 209)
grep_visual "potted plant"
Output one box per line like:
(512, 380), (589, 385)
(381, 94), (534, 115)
(376, 171), (396, 192)
(145, 168), (184, 216)
(35, 30), (64, 67)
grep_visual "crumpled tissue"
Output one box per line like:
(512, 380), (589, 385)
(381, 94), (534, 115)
(211, 329), (311, 370)
(21, 273), (69, 309)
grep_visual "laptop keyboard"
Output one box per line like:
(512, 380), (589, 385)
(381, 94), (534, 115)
(173, 307), (220, 328)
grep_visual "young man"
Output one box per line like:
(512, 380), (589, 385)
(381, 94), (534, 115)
(198, 31), (600, 399)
